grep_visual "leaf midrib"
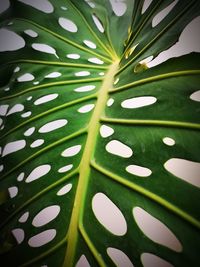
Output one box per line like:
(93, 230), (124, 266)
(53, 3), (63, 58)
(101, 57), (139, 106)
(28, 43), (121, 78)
(63, 60), (119, 267)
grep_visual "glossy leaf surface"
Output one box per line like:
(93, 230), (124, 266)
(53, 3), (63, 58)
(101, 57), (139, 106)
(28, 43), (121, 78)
(0, 1), (200, 267)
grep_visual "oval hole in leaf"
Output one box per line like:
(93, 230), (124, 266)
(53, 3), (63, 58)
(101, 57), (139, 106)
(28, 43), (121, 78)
(92, 192), (127, 236)
(0, 0), (10, 14)
(164, 158), (200, 188)
(58, 164), (73, 173)
(32, 205), (60, 227)
(28, 229), (56, 247)
(126, 165), (152, 177)
(7, 104), (24, 115)
(57, 184), (72, 196)
(141, 0), (153, 14)
(152, 0), (179, 28)
(78, 104), (94, 113)
(162, 137), (175, 146)
(32, 43), (58, 58)
(12, 228), (25, 244)
(106, 140), (133, 158)
(141, 253), (174, 267)
(34, 94), (58, 105)
(88, 58), (104, 64)
(109, 0), (127, 16)
(133, 207), (182, 252)
(0, 29), (25, 51)
(24, 29), (38, 37)
(58, 17), (78, 33)
(38, 119), (68, 133)
(61, 145), (81, 157)
(100, 125), (114, 138)
(83, 40), (96, 49)
(45, 72), (61, 78)
(2, 140), (26, 157)
(8, 186), (18, 198)
(25, 165), (51, 183)
(30, 139), (44, 148)
(92, 14), (104, 32)
(74, 85), (95, 92)
(190, 90), (200, 102)
(18, 0), (54, 14)
(76, 255), (90, 267)
(19, 212), (29, 223)
(66, 54), (80, 59)
(107, 247), (134, 267)
(121, 96), (157, 109)
(24, 127), (35, 136)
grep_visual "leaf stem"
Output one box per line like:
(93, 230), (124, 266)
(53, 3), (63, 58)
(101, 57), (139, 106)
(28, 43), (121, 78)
(63, 60), (119, 267)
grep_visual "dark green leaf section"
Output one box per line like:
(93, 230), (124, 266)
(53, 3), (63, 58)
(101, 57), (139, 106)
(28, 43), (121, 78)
(0, 1), (200, 267)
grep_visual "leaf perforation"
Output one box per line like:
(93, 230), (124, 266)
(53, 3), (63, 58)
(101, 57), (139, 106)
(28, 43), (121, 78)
(91, 160), (200, 229)
(14, 18), (113, 63)
(0, 129), (86, 181)
(0, 78), (103, 101)
(0, 93), (97, 140)
(118, 0), (196, 74)
(0, 168), (78, 234)
(67, 0), (117, 60)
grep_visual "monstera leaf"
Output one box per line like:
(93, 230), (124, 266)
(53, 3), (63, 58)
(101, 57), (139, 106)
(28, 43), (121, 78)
(0, 0), (200, 266)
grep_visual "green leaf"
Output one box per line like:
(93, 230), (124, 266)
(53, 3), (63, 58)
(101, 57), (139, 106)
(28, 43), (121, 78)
(0, 0), (200, 266)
